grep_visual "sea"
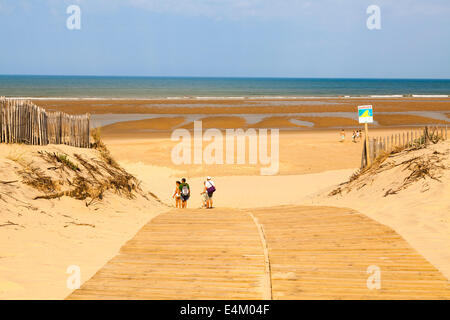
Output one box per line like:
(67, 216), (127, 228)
(1, 75), (450, 99)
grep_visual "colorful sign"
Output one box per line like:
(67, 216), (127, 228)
(358, 105), (373, 124)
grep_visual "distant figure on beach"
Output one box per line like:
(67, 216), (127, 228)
(202, 176), (216, 209)
(179, 178), (190, 208)
(340, 129), (345, 142)
(356, 130), (361, 142)
(172, 181), (181, 208)
(352, 130), (356, 143)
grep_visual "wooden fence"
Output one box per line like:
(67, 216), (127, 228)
(0, 97), (90, 148)
(361, 125), (448, 168)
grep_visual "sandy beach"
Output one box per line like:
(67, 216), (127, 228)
(31, 97), (450, 115)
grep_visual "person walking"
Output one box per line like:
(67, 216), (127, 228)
(205, 176), (216, 209)
(179, 178), (190, 208)
(356, 129), (361, 142)
(340, 129), (345, 142)
(172, 181), (181, 208)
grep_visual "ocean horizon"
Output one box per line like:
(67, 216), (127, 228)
(1, 75), (450, 99)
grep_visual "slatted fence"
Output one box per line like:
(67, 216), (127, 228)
(0, 97), (90, 148)
(361, 125), (448, 168)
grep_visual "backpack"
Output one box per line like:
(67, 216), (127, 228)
(181, 185), (190, 196)
(206, 181), (216, 194)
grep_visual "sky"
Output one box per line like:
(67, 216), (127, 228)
(0, 0), (450, 78)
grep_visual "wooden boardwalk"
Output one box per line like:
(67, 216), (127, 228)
(68, 210), (267, 300)
(68, 206), (450, 300)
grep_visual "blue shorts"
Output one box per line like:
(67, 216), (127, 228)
(181, 194), (190, 202)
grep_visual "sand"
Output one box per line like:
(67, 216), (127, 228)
(296, 116), (359, 128)
(180, 116), (248, 129)
(375, 114), (450, 126)
(251, 116), (307, 128)
(101, 130), (363, 177)
(32, 97), (450, 115)
(101, 117), (186, 133)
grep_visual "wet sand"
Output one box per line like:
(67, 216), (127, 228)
(31, 97), (449, 131)
(32, 97), (450, 115)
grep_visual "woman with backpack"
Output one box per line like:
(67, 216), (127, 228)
(179, 178), (190, 208)
(204, 176), (216, 209)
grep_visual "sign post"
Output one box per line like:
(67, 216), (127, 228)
(358, 105), (374, 167)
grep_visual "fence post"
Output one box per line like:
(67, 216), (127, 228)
(370, 138), (375, 163)
(373, 138), (377, 159)
(361, 139), (367, 169)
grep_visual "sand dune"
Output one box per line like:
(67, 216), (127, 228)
(0, 144), (166, 299)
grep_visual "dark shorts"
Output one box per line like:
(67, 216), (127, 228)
(181, 194), (190, 202)
(207, 192), (213, 198)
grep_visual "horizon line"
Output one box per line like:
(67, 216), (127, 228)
(1, 74), (450, 81)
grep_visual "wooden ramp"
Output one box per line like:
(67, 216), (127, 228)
(68, 206), (450, 300)
(68, 209), (267, 300)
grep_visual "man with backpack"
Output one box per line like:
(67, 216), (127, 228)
(179, 178), (190, 208)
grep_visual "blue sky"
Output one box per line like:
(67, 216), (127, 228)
(1, 0), (450, 78)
